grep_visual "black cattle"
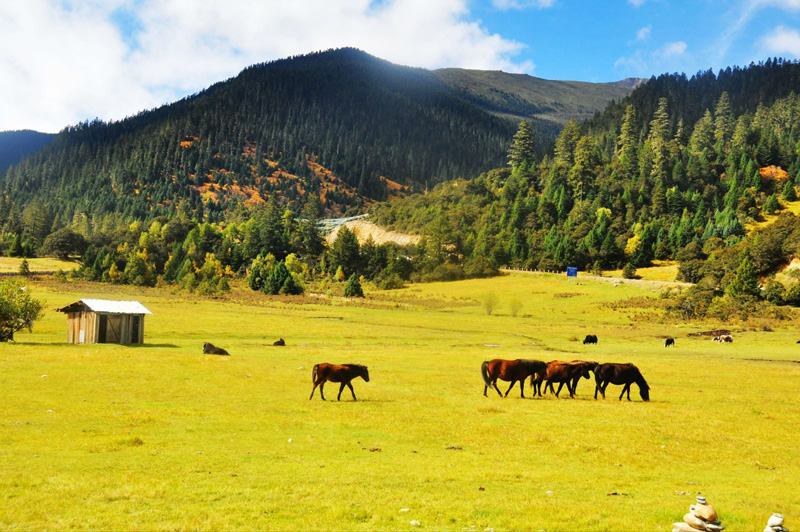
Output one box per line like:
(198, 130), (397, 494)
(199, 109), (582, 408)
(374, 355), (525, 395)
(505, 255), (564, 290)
(583, 334), (598, 345)
(273, 338), (286, 346)
(665, 337), (675, 347)
(203, 342), (230, 356)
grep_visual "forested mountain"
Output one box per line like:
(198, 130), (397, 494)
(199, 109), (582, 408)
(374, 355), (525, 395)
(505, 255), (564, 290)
(0, 48), (636, 224)
(0, 130), (55, 174)
(433, 68), (637, 125)
(371, 58), (800, 304)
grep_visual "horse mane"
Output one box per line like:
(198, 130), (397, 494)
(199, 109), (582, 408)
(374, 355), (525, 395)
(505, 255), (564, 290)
(634, 367), (649, 389)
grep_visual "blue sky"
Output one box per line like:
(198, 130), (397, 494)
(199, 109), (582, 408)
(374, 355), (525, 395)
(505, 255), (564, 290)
(472, 0), (800, 81)
(1, 0), (799, 132)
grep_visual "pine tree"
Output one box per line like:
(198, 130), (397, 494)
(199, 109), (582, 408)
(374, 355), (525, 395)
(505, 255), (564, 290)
(714, 92), (734, 153)
(344, 273), (364, 298)
(618, 105), (639, 180)
(648, 98), (671, 181)
(782, 181), (797, 201)
(507, 120), (535, 169)
(554, 120), (581, 167)
(726, 254), (760, 297)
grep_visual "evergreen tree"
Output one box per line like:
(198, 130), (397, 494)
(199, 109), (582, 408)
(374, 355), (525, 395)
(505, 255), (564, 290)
(726, 254), (760, 297)
(508, 120), (536, 169)
(344, 273), (364, 298)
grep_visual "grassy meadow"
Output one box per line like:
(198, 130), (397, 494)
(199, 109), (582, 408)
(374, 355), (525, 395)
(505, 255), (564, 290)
(0, 256), (80, 273)
(1, 273), (799, 531)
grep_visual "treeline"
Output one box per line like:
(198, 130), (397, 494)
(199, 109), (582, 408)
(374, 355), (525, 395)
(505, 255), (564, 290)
(372, 59), (800, 284)
(0, 190), (497, 295)
(0, 48), (558, 223)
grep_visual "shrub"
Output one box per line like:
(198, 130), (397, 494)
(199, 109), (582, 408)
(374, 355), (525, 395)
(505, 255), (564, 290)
(52, 269), (68, 283)
(481, 292), (499, 315)
(0, 279), (45, 342)
(378, 273), (405, 290)
(622, 263), (637, 279)
(18, 259), (30, 277)
(344, 274), (364, 298)
(509, 298), (523, 317)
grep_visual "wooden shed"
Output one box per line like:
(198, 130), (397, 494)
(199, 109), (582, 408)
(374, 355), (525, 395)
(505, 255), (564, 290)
(56, 299), (152, 344)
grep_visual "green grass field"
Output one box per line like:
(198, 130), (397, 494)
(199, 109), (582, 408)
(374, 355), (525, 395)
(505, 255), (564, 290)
(1, 273), (799, 531)
(0, 256), (80, 273)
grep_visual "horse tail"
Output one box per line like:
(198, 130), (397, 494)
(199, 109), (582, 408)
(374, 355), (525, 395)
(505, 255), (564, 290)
(311, 364), (319, 383)
(480, 361), (492, 387)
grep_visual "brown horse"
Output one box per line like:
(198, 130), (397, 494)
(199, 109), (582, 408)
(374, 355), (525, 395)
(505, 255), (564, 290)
(594, 363), (650, 401)
(539, 360), (596, 398)
(309, 363), (370, 401)
(481, 359), (547, 398)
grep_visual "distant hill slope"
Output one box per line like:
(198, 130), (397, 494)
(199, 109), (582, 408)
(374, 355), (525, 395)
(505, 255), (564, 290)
(432, 68), (638, 125)
(0, 130), (55, 174)
(1, 49), (632, 221)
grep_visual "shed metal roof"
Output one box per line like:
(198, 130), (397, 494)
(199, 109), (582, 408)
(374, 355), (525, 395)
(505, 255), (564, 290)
(57, 299), (152, 315)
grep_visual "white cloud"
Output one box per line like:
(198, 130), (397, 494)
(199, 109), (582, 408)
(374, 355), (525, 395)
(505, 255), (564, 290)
(492, 0), (555, 9)
(614, 40), (688, 76)
(636, 24), (652, 42)
(658, 41), (687, 57)
(628, 0), (646, 6)
(0, 0), (534, 132)
(760, 25), (800, 56)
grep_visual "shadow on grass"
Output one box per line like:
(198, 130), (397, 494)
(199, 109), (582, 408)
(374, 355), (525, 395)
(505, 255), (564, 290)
(3, 341), (179, 348)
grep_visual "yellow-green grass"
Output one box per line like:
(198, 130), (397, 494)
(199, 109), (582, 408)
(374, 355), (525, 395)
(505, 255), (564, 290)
(603, 260), (680, 282)
(0, 256), (80, 273)
(1, 273), (799, 531)
(747, 199), (800, 233)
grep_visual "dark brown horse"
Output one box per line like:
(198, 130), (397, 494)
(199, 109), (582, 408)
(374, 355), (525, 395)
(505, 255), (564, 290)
(481, 359), (547, 398)
(539, 360), (597, 398)
(309, 363), (370, 401)
(594, 363), (650, 401)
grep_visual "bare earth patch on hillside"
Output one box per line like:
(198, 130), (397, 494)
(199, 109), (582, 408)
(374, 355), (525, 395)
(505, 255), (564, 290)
(326, 220), (420, 246)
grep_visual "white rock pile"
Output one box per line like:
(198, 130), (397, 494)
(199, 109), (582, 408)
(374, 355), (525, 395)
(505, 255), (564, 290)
(764, 513), (788, 532)
(673, 496), (724, 532)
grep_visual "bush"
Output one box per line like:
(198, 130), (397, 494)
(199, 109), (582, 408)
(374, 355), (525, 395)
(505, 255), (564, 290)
(622, 263), (637, 279)
(378, 273), (405, 290)
(590, 261), (603, 276)
(18, 259), (30, 277)
(0, 279), (45, 341)
(344, 274), (364, 298)
(481, 292), (499, 315)
(52, 269), (68, 283)
(763, 279), (786, 305)
(509, 298), (523, 317)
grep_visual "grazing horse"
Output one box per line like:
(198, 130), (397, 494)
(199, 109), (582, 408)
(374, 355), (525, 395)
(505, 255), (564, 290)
(203, 342), (230, 356)
(309, 363), (370, 401)
(273, 338), (285, 346)
(665, 337), (675, 347)
(583, 334), (598, 345)
(594, 363), (650, 401)
(540, 360), (597, 398)
(481, 359), (547, 398)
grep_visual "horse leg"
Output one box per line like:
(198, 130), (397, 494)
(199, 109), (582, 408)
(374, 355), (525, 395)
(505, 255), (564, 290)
(319, 382), (326, 401)
(555, 382), (565, 398)
(484, 384), (488, 397)
(520, 379), (525, 398)
(504, 381), (516, 397)
(619, 383), (629, 401)
(310, 382), (319, 400)
(601, 381), (609, 399)
(492, 379), (502, 397)
(626, 384), (632, 401)
(568, 380), (576, 399)
(347, 382), (357, 401)
(337, 383), (346, 401)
